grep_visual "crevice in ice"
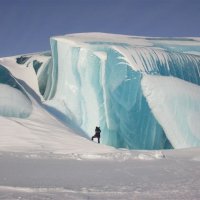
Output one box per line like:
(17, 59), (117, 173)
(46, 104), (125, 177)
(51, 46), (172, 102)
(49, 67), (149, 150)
(33, 60), (43, 74)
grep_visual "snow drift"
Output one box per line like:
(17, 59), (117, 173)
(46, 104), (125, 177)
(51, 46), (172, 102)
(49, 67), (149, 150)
(0, 33), (200, 150)
(0, 65), (32, 118)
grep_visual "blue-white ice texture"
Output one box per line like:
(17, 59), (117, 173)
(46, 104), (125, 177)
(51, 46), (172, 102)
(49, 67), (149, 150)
(38, 34), (200, 150)
(6, 34), (200, 150)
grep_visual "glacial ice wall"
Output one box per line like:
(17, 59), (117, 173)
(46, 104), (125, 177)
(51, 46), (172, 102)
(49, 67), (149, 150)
(43, 33), (200, 149)
(1, 33), (200, 150)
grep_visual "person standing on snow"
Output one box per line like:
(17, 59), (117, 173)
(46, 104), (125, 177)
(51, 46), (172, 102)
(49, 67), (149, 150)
(91, 127), (101, 143)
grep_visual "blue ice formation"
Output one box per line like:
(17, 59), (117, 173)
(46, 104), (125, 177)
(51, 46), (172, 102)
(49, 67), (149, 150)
(45, 33), (200, 149)
(1, 33), (200, 149)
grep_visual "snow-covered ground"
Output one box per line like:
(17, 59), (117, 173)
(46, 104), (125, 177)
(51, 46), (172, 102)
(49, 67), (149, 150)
(0, 149), (199, 199)
(0, 33), (200, 199)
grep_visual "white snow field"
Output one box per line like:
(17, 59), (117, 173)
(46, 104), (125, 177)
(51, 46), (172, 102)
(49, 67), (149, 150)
(0, 33), (200, 199)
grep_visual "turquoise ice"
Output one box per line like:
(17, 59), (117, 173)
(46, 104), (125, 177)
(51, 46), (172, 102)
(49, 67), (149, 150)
(42, 33), (200, 149)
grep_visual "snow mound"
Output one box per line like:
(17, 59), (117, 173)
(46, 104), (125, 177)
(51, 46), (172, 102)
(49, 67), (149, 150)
(137, 151), (165, 160)
(0, 84), (32, 118)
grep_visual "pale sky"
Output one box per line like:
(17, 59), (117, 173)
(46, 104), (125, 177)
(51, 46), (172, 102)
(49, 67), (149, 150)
(0, 0), (199, 56)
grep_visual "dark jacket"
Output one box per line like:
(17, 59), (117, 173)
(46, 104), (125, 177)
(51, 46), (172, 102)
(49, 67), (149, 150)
(95, 127), (101, 137)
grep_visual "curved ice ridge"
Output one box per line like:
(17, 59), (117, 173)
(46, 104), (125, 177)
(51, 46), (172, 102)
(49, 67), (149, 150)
(37, 33), (200, 149)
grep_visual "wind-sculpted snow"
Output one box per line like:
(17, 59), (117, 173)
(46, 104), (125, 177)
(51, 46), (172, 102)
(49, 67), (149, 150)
(0, 65), (32, 118)
(1, 33), (200, 149)
(142, 75), (200, 148)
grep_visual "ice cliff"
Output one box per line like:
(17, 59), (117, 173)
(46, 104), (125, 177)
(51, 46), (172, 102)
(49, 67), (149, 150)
(1, 33), (200, 149)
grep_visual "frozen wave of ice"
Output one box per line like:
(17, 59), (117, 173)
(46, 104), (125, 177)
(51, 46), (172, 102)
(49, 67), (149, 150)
(1, 33), (200, 150)
(47, 33), (200, 149)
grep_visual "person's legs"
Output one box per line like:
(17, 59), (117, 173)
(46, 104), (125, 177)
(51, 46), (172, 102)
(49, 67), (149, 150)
(92, 135), (97, 141)
(91, 135), (100, 143)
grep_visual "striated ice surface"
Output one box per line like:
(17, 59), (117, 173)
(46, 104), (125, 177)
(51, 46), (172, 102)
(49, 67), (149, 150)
(46, 33), (200, 149)
(1, 33), (200, 149)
